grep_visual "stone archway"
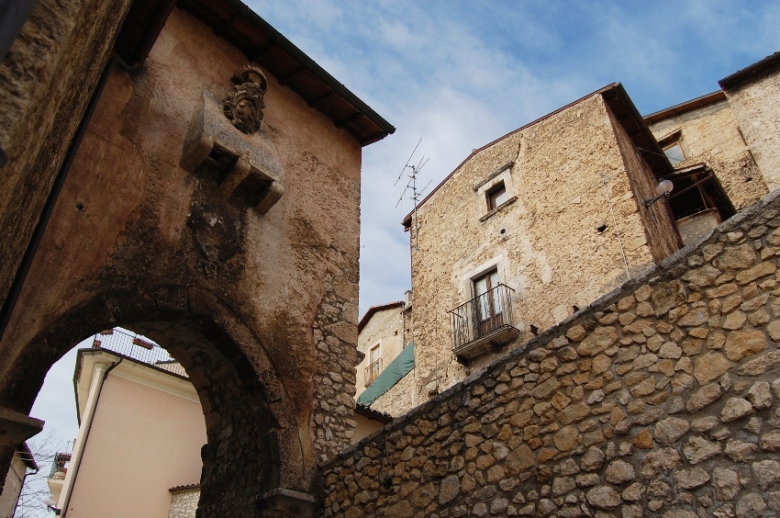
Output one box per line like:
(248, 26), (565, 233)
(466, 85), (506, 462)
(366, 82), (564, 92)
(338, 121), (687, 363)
(0, 3), (385, 514)
(0, 287), (316, 517)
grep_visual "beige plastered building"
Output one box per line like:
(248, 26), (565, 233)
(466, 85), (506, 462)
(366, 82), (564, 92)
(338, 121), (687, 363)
(47, 332), (389, 517)
(360, 52), (780, 417)
(49, 346), (206, 518)
(0, 442), (36, 518)
(355, 300), (414, 417)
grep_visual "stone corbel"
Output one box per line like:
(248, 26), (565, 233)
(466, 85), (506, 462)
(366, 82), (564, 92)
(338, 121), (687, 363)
(0, 407), (43, 447)
(180, 92), (284, 215)
(256, 488), (317, 517)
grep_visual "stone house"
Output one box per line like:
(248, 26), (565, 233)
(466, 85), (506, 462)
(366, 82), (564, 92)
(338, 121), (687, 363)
(371, 53), (780, 416)
(355, 298), (415, 416)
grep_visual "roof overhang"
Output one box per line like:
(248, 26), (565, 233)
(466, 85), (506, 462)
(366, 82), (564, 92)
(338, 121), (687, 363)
(113, 0), (395, 147)
(358, 301), (404, 332)
(600, 83), (674, 179)
(643, 91), (727, 125)
(355, 403), (392, 424)
(720, 52), (780, 91)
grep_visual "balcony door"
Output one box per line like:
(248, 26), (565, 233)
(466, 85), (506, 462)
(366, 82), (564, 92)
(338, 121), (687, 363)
(474, 269), (503, 337)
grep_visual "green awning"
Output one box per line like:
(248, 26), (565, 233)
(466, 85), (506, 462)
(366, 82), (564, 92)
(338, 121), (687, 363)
(357, 342), (414, 406)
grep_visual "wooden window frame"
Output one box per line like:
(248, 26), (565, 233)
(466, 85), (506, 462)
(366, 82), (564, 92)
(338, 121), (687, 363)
(486, 181), (508, 211)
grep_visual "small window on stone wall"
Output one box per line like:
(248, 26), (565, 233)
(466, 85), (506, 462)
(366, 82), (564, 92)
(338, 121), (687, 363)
(486, 182), (508, 211)
(659, 131), (685, 166)
(664, 142), (685, 166)
(365, 345), (382, 386)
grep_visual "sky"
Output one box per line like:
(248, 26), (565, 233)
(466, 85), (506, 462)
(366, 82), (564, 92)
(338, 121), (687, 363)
(24, 1), (780, 513)
(254, 0), (780, 318)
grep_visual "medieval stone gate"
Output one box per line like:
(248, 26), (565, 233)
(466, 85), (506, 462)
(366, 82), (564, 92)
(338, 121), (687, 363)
(0, 1), (392, 516)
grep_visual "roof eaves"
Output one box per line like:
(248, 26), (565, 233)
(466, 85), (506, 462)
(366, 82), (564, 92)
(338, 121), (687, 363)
(17, 442), (38, 471)
(177, 0), (395, 147)
(358, 301), (405, 332)
(600, 83), (674, 178)
(719, 52), (780, 91)
(643, 91), (727, 125)
(355, 403), (393, 424)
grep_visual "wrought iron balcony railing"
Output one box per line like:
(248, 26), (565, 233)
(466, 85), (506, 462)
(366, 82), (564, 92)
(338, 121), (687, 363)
(448, 283), (520, 360)
(90, 328), (187, 377)
(364, 358), (383, 386)
(49, 452), (71, 479)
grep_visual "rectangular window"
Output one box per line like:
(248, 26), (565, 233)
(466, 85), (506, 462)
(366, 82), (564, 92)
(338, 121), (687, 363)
(664, 142), (685, 166)
(486, 182), (508, 211)
(365, 345), (382, 386)
(473, 269), (504, 336)
(485, 182), (508, 211)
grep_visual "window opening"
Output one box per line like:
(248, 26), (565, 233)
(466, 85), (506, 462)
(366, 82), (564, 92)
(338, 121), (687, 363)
(658, 131), (685, 167)
(365, 344), (382, 386)
(667, 170), (735, 222)
(486, 182), (508, 211)
(473, 269), (504, 337)
(663, 143), (685, 166)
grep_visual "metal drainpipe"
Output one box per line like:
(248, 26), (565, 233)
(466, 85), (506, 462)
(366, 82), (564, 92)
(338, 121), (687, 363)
(57, 357), (122, 517)
(0, 53), (135, 343)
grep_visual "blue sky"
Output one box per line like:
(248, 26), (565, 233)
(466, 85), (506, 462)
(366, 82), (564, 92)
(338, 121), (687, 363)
(27, 2), (780, 511)
(254, 0), (780, 317)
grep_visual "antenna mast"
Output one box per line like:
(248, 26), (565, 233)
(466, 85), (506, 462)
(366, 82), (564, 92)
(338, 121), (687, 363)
(395, 139), (431, 251)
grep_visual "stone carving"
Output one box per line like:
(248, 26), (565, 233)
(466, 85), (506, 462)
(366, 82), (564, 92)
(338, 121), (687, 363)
(223, 65), (267, 134)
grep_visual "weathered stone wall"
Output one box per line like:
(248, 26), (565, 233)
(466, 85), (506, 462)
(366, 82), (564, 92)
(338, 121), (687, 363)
(371, 366), (416, 418)
(323, 189), (780, 518)
(408, 92), (677, 411)
(168, 488), (200, 518)
(357, 304), (416, 417)
(607, 106), (681, 263)
(725, 67), (780, 192)
(647, 99), (768, 211)
(0, 7), (364, 514)
(357, 305), (406, 396)
(0, 0), (133, 311)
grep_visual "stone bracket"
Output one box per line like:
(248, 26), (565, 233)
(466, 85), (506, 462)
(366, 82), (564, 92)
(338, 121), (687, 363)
(180, 92), (284, 215)
(0, 407), (43, 447)
(256, 488), (317, 517)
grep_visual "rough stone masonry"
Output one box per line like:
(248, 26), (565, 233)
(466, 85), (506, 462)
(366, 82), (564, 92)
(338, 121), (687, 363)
(322, 189), (780, 517)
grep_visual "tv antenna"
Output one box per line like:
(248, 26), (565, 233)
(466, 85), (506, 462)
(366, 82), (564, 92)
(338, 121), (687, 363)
(395, 139), (431, 251)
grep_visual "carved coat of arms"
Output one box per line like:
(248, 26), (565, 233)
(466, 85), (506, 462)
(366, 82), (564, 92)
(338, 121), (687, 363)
(223, 65), (268, 134)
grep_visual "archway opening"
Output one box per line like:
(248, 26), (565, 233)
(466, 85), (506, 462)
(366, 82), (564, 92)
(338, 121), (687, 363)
(0, 292), (299, 518)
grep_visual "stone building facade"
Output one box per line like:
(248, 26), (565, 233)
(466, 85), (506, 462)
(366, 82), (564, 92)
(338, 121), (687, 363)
(324, 186), (780, 518)
(356, 300), (416, 416)
(402, 84), (680, 408)
(645, 91), (768, 218)
(169, 486), (200, 518)
(0, 1), (393, 516)
(370, 54), (780, 418)
(721, 53), (780, 192)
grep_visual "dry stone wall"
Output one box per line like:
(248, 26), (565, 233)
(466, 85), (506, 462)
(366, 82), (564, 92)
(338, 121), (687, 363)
(323, 189), (780, 517)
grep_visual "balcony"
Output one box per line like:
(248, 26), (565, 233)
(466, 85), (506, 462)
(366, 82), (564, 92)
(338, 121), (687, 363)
(364, 358), (382, 386)
(91, 328), (187, 377)
(448, 283), (520, 361)
(47, 452), (71, 503)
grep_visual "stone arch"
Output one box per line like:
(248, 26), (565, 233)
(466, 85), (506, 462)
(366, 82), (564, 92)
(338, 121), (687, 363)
(0, 285), (311, 517)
